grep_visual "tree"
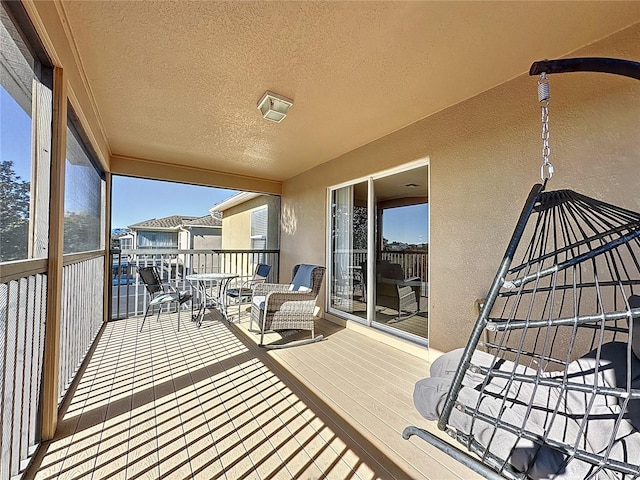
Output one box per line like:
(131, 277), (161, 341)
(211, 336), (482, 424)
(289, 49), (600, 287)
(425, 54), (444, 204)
(64, 211), (100, 254)
(352, 205), (368, 249)
(0, 161), (30, 262)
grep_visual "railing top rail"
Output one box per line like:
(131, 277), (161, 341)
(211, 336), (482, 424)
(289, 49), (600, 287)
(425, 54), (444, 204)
(112, 248), (281, 255)
(63, 250), (105, 267)
(1, 257), (49, 284)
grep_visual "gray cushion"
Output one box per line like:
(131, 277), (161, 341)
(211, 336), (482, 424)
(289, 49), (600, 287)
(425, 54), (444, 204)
(252, 295), (265, 311)
(149, 293), (179, 305)
(290, 264), (315, 291)
(414, 344), (640, 479)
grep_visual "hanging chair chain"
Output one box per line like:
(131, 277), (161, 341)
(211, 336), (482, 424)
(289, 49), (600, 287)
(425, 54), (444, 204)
(538, 72), (554, 181)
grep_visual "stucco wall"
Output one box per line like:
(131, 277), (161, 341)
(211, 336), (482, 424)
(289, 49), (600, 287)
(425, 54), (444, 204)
(280, 24), (640, 353)
(221, 195), (281, 250)
(190, 228), (222, 250)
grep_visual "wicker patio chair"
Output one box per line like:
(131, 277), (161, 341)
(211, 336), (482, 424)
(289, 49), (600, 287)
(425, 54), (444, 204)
(362, 260), (421, 319)
(250, 264), (325, 348)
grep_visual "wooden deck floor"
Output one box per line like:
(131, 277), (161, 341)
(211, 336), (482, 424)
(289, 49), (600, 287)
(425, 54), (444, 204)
(26, 307), (479, 480)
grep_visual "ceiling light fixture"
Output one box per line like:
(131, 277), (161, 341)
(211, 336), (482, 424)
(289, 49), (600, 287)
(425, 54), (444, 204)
(257, 91), (293, 123)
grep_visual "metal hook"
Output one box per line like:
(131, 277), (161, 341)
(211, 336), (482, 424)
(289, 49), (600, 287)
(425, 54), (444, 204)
(540, 162), (554, 181)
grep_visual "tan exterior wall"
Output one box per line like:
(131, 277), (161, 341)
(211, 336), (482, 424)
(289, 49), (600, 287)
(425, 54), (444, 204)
(221, 195), (280, 250)
(280, 24), (640, 354)
(191, 230), (222, 250)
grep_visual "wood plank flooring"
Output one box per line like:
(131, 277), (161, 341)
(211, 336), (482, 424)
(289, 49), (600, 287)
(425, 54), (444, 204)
(25, 307), (480, 480)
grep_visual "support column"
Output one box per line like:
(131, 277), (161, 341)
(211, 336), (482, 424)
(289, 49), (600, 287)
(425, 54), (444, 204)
(41, 66), (66, 440)
(104, 171), (112, 323)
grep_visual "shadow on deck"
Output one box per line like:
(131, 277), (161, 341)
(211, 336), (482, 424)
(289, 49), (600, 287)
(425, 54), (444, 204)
(25, 307), (476, 480)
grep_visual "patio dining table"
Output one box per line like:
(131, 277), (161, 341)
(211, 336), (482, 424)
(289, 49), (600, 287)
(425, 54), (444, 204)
(186, 272), (239, 326)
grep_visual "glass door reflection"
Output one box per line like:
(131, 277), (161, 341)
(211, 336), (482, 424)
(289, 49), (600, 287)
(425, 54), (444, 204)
(330, 181), (368, 319)
(372, 167), (429, 339)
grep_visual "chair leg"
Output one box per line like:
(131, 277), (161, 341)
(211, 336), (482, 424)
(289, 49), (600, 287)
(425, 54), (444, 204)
(261, 329), (324, 349)
(140, 305), (152, 332)
(259, 312), (267, 346)
(249, 308), (260, 332)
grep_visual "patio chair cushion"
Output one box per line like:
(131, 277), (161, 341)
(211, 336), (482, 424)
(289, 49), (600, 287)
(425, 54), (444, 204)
(289, 264), (315, 292)
(414, 345), (640, 479)
(227, 287), (252, 298)
(149, 291), (191, 306)
(252, 295), (266, 311)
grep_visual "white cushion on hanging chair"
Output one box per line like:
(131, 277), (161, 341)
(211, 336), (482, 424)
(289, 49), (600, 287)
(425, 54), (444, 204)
(414, 342), (640, 479)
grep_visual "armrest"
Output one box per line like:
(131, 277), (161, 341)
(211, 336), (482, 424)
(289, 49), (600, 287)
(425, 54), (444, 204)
(228, 276), (251, 289)
(253, 283), (291, 296)
(263, 290), (317, 312)
(164, 282), (182, 294)
(163, 282), (191, 300)
(378, 276), (420, 286)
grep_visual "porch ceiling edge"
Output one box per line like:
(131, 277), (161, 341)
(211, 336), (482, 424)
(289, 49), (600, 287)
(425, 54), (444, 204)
(110, 154), (282, 195)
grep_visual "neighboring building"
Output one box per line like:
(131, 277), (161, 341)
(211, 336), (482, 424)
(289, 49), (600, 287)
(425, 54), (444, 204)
(210, 192), (280, 251)
(210, 192), (281, 277)
(127, 213), (222, 250)
(117, 234), (133, 250)
(123, 213), (223, 279)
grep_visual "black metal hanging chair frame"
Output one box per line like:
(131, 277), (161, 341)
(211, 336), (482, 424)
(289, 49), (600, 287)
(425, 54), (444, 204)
(403, 57), (640, 480)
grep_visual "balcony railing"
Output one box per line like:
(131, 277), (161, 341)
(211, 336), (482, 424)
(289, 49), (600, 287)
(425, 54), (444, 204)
(0, 250), (105, 480)
(110, 249), (280, 320)
(59, 253), (104, 400)
(336, 249), (428, 295)
(1, 263), (47, 478)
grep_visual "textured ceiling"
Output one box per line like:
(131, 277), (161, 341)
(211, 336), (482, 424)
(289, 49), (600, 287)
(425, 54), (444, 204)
(60, 1), (640, 182)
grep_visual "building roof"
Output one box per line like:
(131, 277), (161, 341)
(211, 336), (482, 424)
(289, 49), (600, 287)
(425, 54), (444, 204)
(210, 192), (261, 213)
(183, 213), (222, 228)
(129, 213), (221, 230)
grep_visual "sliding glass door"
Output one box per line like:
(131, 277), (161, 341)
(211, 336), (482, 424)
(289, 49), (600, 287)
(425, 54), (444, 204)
(328, 164), (429, 342)
(329, 181), (368, 318)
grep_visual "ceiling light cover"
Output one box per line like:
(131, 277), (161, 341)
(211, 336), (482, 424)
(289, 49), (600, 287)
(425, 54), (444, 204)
(257, 91), (293, 123)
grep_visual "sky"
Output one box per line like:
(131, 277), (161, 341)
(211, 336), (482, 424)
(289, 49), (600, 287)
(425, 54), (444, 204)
(383, 204), (429, 244)
(1, 88), (32, 180)
(111, 176), (236, 229)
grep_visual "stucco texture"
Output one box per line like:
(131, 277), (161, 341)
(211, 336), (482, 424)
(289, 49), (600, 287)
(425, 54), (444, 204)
(280, 24), (640, 354)
(221, 195), (280, 250)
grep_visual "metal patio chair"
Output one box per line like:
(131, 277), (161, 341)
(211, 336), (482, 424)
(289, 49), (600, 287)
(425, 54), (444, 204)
(225, 263), (271, 320)
(138, 266), (192, 332)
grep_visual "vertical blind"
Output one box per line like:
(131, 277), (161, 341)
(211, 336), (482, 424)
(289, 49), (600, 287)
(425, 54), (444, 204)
(250, 207), (268, 250)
